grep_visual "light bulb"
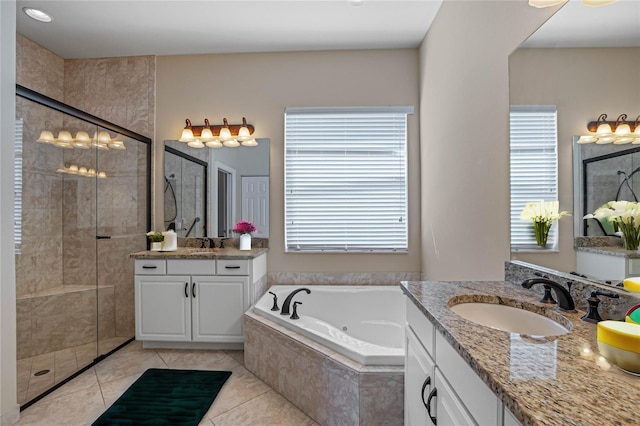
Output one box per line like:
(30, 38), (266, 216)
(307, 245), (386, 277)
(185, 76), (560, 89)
(205, 140), (223, 148)
(218, 127), (232, 141)
(223, 139), (240, 148)
(237, 125), (251, 142)
(37, 130), (55, 143)
(596, 123), (612, 137)
(187, 139), (205, 148)
(200, 128), (214, 142)
(577, 135), (597, 144)
(241, 138), (259, 147)
(179, 128), (195, 142)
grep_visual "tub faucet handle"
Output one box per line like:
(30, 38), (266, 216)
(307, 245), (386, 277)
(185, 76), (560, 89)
(290, 301), (302, 320)
(268, 291), (279, 311)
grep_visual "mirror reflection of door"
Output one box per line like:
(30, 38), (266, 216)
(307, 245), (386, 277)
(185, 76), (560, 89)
(242, 176), (269, 237)
(215, 162), (236, 237)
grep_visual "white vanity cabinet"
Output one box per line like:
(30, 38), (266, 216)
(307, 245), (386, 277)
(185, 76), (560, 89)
(134, 255), (264, 349)
(405, 298), (521, 426)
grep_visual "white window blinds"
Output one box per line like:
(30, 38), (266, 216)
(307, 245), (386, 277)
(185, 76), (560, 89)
(14, 119), (23, 254)
(510, 105), (559, 250)
(284, 106), (411, 252)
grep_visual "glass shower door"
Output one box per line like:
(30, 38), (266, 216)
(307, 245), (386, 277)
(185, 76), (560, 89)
(95, 127), (148, 357)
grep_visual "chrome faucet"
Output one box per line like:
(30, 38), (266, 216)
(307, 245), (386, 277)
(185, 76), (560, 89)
(521, 278), (576, 312)
(280, 288), (311, 315)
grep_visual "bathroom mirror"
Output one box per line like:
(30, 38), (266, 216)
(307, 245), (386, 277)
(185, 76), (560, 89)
(164, 139), (270, 238)
(509, 1), (640, 274)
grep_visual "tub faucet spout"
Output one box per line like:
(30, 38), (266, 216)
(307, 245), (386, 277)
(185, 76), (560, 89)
(281, 288), (311, 315)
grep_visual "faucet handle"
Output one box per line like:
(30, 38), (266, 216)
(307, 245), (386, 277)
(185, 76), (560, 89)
(581, 289), (620, 323)
(290, 301), (302, 320)
(268, 291), (279, 311)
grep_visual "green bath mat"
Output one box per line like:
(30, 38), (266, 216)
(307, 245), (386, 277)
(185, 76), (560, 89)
(92, 368), (231, 426)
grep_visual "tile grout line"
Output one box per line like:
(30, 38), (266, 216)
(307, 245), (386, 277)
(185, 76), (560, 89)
(208, 387), (272, 422)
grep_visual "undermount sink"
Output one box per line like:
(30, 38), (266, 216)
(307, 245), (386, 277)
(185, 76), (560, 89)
(449, 302), (570, 336)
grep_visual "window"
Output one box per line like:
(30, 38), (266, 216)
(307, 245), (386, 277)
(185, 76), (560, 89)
(284, 106), (412, 252)
(510, 105), (558, 250)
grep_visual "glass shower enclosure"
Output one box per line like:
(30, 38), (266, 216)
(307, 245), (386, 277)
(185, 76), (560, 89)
(15, 86), (151, 407)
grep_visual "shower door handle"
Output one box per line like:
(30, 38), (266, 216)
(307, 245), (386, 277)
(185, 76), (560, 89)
(96, 235), (111, 239)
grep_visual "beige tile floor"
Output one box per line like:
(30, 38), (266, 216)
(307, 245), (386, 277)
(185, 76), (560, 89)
(15, 341), (319, 426)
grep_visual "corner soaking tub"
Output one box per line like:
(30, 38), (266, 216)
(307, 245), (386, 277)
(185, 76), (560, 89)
(252, 285), (405, 365)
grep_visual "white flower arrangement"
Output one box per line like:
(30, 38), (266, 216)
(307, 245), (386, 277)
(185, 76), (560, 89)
(520, 200), (570, 247)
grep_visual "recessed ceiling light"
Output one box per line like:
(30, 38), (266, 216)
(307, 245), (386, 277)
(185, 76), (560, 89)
(349, 0), (364, 6)
(22, 7), (53, 23)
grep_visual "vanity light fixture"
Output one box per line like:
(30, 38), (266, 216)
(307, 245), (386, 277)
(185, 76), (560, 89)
(56, 163), (107, 178)
(36, 127), (126, 150)
(578, 113), (640, 145)
(529, 0), (616, 7)
(178, 117), (256, 149)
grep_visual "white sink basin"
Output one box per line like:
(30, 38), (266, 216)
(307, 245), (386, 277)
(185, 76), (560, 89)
(449, 302), (570, 336)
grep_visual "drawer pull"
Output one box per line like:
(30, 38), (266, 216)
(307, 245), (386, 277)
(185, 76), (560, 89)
(184, 282), (189, 298)
(225, 266), (241, 269)
(142, 265), (157, 269)
(192, 282), (196, 298)
(426, 387), (437, 425)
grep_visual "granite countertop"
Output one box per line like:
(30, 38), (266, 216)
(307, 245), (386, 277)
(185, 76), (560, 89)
(130, 247), (268, 260)
(401, 280), (638, 426)
(575, 245), (640, 258)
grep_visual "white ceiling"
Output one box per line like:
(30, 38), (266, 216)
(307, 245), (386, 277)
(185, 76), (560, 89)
(16, 0), (444, 59)
(522, 0), (640, 48)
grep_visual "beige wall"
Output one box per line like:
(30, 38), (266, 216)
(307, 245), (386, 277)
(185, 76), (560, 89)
(156, 49), (422, 275)
(419, 0), (558, 280)
(509, 47), (640, 273)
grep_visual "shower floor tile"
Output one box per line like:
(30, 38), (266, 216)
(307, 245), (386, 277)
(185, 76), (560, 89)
(17, 337), (130, 406)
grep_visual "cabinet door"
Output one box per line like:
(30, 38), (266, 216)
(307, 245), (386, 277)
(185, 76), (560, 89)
(434, 368), (476, 426)
(135, 275), (191, 341)
(405, 326), (436, 426)
(191, 276), (249, 342)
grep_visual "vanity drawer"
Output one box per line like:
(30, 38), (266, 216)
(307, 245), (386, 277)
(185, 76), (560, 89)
(167, 259), (216, 275)
(217, 259), (249, 275)
(135, 259), (166, 275)
(406, 298), (435, 357)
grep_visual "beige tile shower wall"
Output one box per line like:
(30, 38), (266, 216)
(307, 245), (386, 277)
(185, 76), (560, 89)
(15, 97), (64, 298)
(16, 34), (64, 101)
(63, 56), (155, 138)
(63, 55), (155, 339)
(16, 36), (66, 298)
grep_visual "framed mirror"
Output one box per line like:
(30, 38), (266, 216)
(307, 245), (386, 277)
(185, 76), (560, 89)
(164, 138), (270, 238)
(509, 0), (640, 274)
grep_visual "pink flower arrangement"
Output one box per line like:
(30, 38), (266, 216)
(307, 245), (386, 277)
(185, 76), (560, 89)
(232, 220), (257, 235)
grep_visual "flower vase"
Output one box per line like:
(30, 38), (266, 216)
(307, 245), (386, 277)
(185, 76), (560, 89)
(239, 234), (251, 250)
(150, 242), (162, 251)
(533, 220), (551, 248)
(618, 221), (640, 251)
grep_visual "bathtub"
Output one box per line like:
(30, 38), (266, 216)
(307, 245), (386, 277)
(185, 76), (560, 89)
(253, 285), (405, 366)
